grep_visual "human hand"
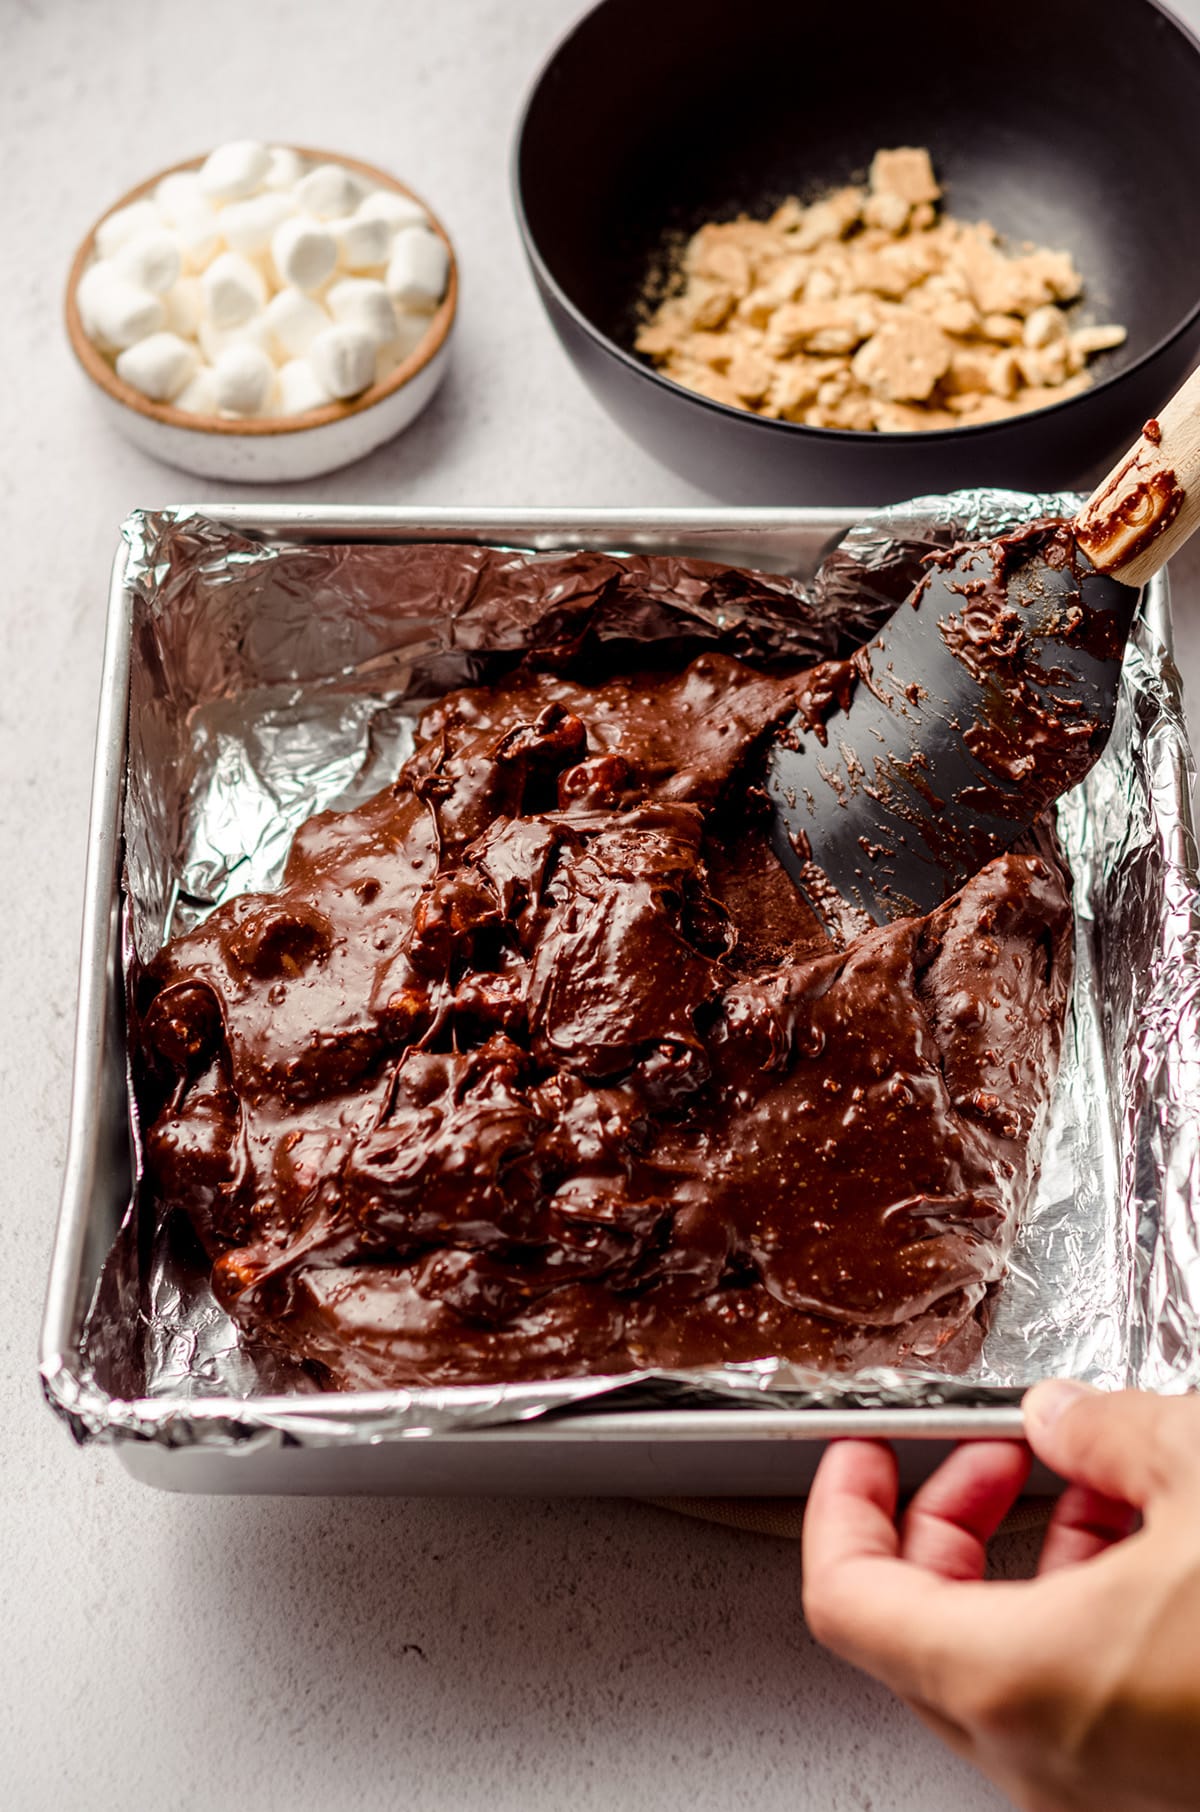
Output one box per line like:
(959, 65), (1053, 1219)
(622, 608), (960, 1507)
(802, 1383), (1200, 1812)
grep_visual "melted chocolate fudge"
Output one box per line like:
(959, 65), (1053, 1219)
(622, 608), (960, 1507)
(138, 631), (1072, 1389)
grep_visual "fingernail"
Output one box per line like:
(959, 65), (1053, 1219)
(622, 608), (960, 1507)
(1023, 1378), (1096, 1433)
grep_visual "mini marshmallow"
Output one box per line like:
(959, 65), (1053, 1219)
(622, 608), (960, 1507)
(154, 170), (204, 223)
(113, 228), (181, 296)
(94, 199), (162, 260)
(163, 275), (204, 338)
(277, 357), (334, 415)
(332, 212), (392, 272)
(115, 331), (198, 401)
(172, 201), (222, 272)
(264, 287), (330, 358)
(263, 146), (305, 192)
(326, 277), (398, 347)
(198, 312), (278, 366)
(212, 342), (276, 414)
(201, 251), (267, 328)
(198, 139), (271, 202)
(76, 260), (120, 340)
(85, 271), (168, 350)
(308, 323), (376, 398)
(355, 189), (428, 235)
(221, 192), (297, 257)
(385, 227), (449, 311)
(271, 216), (338, 292)
(295, 162), (364, 220)
(173, 364), (220, 415)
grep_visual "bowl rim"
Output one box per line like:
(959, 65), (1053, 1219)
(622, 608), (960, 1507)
(511, 0), (1200, 448)
(65, 146), (458, 437)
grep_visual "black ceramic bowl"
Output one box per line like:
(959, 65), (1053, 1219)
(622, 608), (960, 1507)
(514, 0), (1200, 505)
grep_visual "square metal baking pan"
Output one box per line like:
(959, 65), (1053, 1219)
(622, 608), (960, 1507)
(41, 505), (1180, 1496)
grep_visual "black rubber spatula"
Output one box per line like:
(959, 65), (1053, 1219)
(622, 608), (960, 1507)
(767, 364), (1200, 930)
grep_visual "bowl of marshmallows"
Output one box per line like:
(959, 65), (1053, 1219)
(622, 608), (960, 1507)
(65, 140), (457, 482)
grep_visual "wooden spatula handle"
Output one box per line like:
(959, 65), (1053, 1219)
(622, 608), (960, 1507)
(1074, 362), (1200, 587)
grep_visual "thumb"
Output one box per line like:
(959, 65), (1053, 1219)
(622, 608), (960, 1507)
(1023, 1381), (1197, 1509)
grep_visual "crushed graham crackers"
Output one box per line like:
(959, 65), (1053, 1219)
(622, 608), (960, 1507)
(634, 148), (1126, 432)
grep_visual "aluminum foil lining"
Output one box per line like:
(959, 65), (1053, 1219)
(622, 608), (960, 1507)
(57, 494), (1200, 1447)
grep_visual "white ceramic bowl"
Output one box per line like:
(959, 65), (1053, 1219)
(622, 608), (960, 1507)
(65, 147), (458, 483)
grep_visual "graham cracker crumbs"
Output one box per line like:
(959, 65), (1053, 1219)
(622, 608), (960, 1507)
(634, 149), (1126, 433)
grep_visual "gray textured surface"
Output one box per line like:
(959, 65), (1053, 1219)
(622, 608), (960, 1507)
(3, 3), (1198, 1807)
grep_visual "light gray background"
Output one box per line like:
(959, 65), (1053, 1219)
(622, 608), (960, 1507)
(4, 3), (1199, 1808)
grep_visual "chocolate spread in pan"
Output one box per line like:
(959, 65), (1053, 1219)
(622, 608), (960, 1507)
(136, 617), (1073, 1390)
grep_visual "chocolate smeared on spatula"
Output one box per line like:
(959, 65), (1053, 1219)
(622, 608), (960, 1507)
(768, 366), (1200, 930)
